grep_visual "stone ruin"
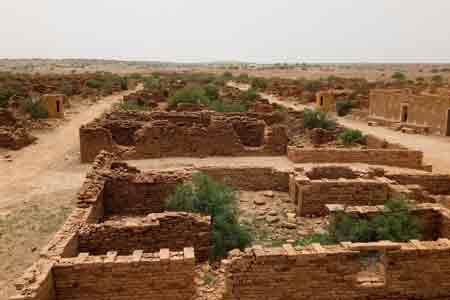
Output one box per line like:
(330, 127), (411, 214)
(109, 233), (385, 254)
(0, 108), (37, 150)
(10, 150), (450, 300)
(79, 110), (290, 162)
(288, 131), (430, 171)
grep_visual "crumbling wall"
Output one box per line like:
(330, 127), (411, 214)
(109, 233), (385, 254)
(11, 261), (56, 300)
(224, 241), (450, 300)
(53, 249), (195, 300)
(198, 166), (290, 192)
(79, 125), (117, 163)
(78, 212), (211, 261)
(384, 173), (450, 195)
(133, 119), (246, 158)
(0, 126), (37, 150)
(230, 117), (265, 147)
(296, 179), (390, 216)
(103, 170), (187, 216)
(287, 146), (426, 170)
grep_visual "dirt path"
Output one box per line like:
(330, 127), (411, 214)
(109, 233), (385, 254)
(0, 86), (141, 299)
(338, 118), (450, 174)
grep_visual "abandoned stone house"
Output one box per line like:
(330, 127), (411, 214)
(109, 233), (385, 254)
(369, 89), (450, 136)
(316, 89), (353, 113)
(41, 94), (66, 118)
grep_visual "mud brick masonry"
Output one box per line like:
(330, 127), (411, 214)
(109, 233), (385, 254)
(79, 110), (289, 162)
(369, 88), (450, 136)
(10, 152), (450, 300)
(289, 165), (450, 216)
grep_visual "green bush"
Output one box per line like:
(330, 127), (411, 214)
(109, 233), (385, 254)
(329, 199), (422, 243)
(59, 81), (75, 96)
(237, 73), (250, 82)
(303, 80), (321, 93)
(303, 108), (336, 130)
(392, 72), (406, 81)
(250, 77), (267, 90)
(0, 88), (13, 107)
(204, 83), (219, 101)
(242, 88), (259, 103)
(222, 71), (233, 80)
(295, 234), (333, 247)
(338, 129), (363, 145)
(23, 98), (49, 119)
(168, 86), (210, 109)
(144, 76), (161, 90)
(336, 100), (354, 116)
(86, 79), (102, 89)
(166, 173), (253, 260)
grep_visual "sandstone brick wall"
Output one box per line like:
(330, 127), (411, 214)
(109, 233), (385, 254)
(198, 166), (290, 192)
(80, 111), (289, 162)
(10, 261), (56, 300)
(53, 248), (195, 300)
(78, 212), (211, 262)
(224, 241), (450, 300)
(370, 89), (450, 136)
(287, 146), (426, 170)
(385, 173), (450, 195)
(103, 170), (187, 216)
(133, 119), (246, 158)
(296, 179), (390, 216)
(79, 125), (116, 163)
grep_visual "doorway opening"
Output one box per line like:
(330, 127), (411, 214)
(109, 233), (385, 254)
(56, 100), (61, 113)
(401, 105), (408, 123)
(320, 96), (324, 106)
(446, 109), (450, 136)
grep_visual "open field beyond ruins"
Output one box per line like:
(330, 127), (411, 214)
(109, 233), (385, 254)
(1, 66), (450, 300)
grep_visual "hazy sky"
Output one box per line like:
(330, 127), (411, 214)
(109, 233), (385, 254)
(1, 0), (450, 63)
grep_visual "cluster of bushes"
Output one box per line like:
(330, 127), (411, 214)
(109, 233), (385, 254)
(168, 84), (252, 113)
(297, 199), (422, 247)
(338, 129), (363, 145)
(166, 173), (253, 260)
(23, 98), (49, 119)
(330, 199), (422, 243)
(303, 108), (337, 130)
(250, 77), (267, 90)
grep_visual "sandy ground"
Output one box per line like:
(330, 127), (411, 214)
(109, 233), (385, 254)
(0, 86), (141, 299)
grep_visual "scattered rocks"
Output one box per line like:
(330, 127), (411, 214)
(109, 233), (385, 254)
(263, 191), (275, 198)
(266, 216), (280, 224)
(254, 198), (266, 206)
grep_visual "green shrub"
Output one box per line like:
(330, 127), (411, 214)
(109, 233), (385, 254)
(0, 88), (13, 107)
(59, 81), (75, 96)
(338, 129), (363, 145)
(86, 79), (102, 89)
(222, 71), (233, 80)
(144, 76), (161, 90)
(242, 88), (260, 103)
(303, 80), (321, 93)
(168, 86), (210, 109)
(204, 83), (219, 101)
(237, 73), (250, 82)
(336, 100), (354, 116)
(392, 72), (406, 81)
(250, 77), (267, 90)
(166, 173), (253, 260)
(303, 108), (336, 130)
(23, 98), (49, 119)
(329, 199), (422, 243)
(295, 234), (333, 247)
